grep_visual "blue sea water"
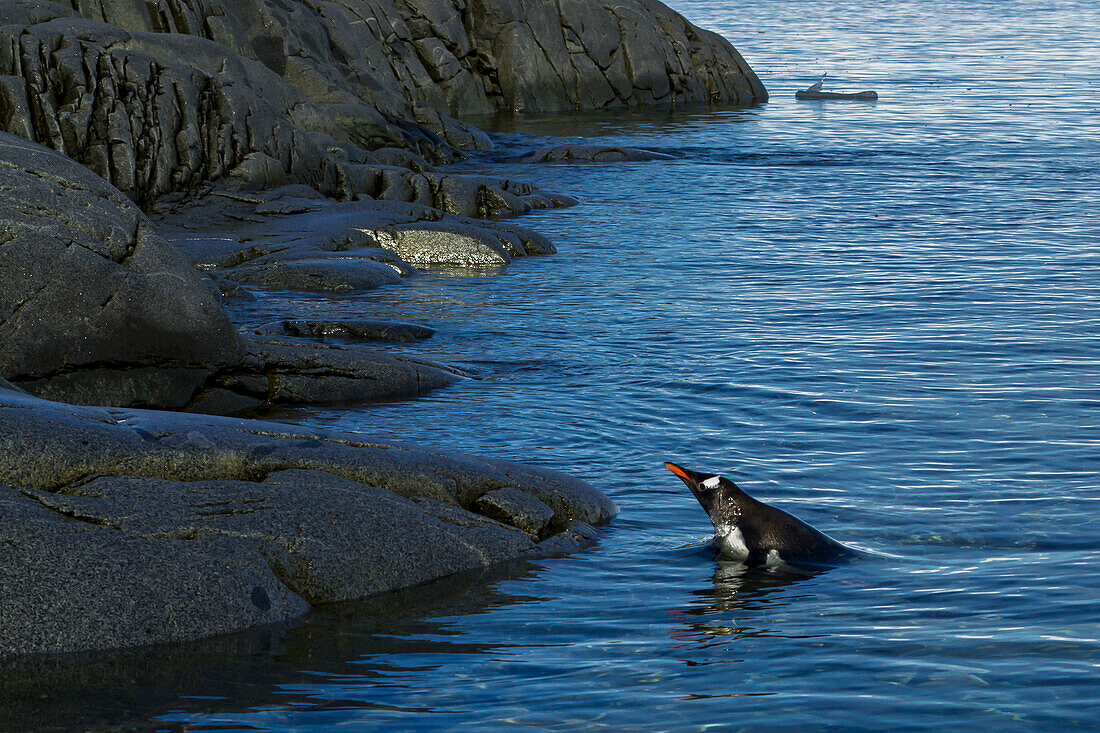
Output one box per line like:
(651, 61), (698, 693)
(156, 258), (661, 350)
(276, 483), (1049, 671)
(62, 0), (1100, 729)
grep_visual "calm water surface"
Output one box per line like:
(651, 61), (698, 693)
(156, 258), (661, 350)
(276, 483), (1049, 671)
(38, 0), (1100, 729)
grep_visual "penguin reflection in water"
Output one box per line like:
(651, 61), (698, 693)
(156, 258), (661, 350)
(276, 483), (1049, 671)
(665, 462), (859, 569)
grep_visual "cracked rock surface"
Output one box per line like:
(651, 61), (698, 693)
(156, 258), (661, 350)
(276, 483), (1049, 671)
(0, 382), (617, 658)
(0, 0), (764, 206)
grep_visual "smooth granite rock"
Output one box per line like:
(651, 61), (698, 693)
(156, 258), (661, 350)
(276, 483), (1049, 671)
(0, 559), (556, 730)
(229, 257), (404, 293)
(22, 469), (534, 604)
(0, 386), (617, 659)
(0, 133), (242, 408)
(0, 484), (309, 658)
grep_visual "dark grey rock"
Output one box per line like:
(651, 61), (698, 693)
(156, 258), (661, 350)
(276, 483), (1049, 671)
(0, 388), (617, 658)
(230, 152), (291, 189)
(18, 367), (211, 411)
(0, 377), (25, 393)
(23, 469), (534, 604)
(192, 337), (460, 411)
(473, 487), (557, 537)
(210, 275), (258, 301)
(158, 193), (559, 280)
(532, 520), (600, 556)
(516, 145), (677, 163)
(0, 484), (308, 659)
(0, 0), (765, 209)
(0, 133), (242, 408)
(273, 320), (436, 343)
(0, 137), (463, 411)
(184, 387), (267, 416)
(229, 258), (403, 293)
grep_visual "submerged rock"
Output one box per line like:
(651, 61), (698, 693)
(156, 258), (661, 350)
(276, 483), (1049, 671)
(515, 145), (677, 163)
(265, 320), (437, 343)
(229, 257), (404, 293)
(0, 387), (617, 659)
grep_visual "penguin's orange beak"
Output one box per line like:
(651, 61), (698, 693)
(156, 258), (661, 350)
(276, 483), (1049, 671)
(664, 461), (711, 489)
(664, 461), (694, 485)
(665, 461), (718, 513)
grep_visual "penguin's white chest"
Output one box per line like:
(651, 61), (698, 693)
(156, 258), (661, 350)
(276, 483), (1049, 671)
(715, 526), (750, 559)
(714, 526), (783, 566)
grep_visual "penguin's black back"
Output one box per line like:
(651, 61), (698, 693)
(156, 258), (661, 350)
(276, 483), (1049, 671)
(735, 493), (856, 566)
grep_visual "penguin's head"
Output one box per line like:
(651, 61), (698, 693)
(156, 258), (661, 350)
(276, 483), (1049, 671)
(664, 461), (745, 528)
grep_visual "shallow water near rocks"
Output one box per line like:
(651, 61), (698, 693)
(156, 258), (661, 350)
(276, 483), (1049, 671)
(23, 0), (1100, 728)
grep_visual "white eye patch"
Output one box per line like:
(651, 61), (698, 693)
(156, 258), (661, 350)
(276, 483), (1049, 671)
(701, 476), (721, 489)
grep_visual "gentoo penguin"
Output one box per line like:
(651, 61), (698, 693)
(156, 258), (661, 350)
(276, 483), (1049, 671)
(665, 462), (857, 568)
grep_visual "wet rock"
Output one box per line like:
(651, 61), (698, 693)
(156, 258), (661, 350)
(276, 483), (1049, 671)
(516, 145), (677, 163)
(0, 136), (466, 411)
(159, 194), (559, 283)
(229, 257), (403, 293)
(210, 276), (258, 301)
(376, 224), (514, 267)
(189, 337), (459, 412)
(23, 469), (534, 605)
(0, 388), (618, 658)
(185, 387), (267, 416)
(18, 367), (212, 412)
(269, 320), (436, 343)
(0, 377), (26, 394)
(473, 487), (557, 537)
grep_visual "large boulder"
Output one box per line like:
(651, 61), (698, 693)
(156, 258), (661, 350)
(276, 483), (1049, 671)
(0, 135), (476, 412)
(0, 133), (242, 408)
(0, 384), (617, 659)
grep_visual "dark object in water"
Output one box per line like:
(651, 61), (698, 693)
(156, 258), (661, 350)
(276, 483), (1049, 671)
(664, 461), (859, 568)
(796, 89), (879, 100)
(796, 72), (877, 100)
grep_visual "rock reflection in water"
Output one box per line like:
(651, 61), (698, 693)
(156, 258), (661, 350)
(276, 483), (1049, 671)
(0, 560), (544, 732)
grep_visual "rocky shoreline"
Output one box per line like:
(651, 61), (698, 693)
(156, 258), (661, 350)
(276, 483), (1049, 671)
(0, 0), (764, 660)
